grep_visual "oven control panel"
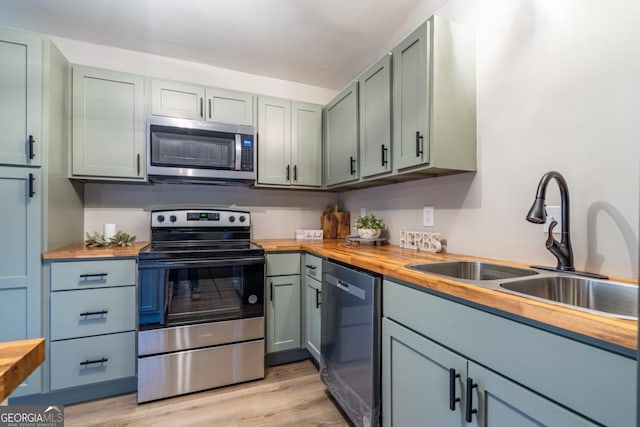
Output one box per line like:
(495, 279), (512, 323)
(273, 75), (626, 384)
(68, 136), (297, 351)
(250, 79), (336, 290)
(151, 209), (250, 227)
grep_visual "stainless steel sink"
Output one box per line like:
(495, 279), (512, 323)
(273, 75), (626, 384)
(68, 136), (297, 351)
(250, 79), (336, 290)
(499, 277), (638, 319)
(407, 261), (539, 281)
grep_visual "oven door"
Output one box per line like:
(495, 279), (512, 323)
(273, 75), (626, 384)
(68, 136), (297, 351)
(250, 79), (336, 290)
(138, 256), (264, 327)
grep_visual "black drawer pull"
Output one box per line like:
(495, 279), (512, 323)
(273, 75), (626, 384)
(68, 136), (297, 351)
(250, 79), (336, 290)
(381, 144), (388, 166)
(80, 310), (108, 317)
(200, 97), (204, 118)
(270, 282), (273, 301)
(208, 99), (212, 119)
(315, 289), (321, 308)
(28, 134), (36, 159)
(449, 368), (461, 411)
(28, 173), (35, 198)
(80, 357), (108, 366)
(305, 264), (317, 270)
(286, 164), (290, 181)
(465, 377), (478, 423)
(79, 273), (108, 280)
(136, 153), (141, 176)
(349, 156), (356, 175)
(293, 165), (297, 181)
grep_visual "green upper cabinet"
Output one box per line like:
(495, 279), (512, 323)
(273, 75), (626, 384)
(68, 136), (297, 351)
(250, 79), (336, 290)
(0, 28), (42, 167)
(71, 66), (145, 181)
(392, 16), (476, 175)
(257, 96), (321, 187)
(151, 79), (254, 126)
(359, 54), (392, 179)
(324, 81), (358, 187)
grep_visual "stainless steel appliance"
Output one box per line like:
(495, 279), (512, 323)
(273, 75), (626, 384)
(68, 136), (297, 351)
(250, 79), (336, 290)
(321, 259), (381, 427)
(146, 115), (256, 184)
(137, 208), (265, 403)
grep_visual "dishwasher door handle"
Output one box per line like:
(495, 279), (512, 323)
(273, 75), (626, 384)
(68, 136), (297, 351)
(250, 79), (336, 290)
(332, 278), (366, 300)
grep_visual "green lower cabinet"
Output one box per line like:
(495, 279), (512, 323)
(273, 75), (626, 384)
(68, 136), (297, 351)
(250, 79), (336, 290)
(382, 317), (596, 427)
(304, 275), (321, 362)
(266, 274), (301, 353)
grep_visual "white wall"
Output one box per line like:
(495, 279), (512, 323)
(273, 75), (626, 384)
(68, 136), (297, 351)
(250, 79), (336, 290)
(340, 0), (640, 279)
(84, 183), (336, 242)
(52, 36), (337, 105)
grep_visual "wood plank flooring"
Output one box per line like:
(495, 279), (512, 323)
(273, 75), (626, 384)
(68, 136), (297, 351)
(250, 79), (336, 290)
(64, 360), (349, 426)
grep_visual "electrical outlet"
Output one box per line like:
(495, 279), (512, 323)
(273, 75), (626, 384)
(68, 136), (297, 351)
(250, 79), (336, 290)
(423, 206), (434, 227)
(543, 206), (562, 234)
(360, 208), (366, 217)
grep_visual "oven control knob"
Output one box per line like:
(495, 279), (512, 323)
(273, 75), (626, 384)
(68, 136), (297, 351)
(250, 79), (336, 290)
(239, 216), (246, 223)
(169, 215), (177, 223)
(157, 215), (165, 223)
(229, 216), (236, 223)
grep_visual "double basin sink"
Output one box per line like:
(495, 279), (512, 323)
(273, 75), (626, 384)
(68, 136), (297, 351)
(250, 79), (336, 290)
(406, 261), (638, 320)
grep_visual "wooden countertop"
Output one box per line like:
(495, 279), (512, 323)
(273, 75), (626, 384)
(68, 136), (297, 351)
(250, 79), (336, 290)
(42, 242), (149, 260)
(41, 239), (638, 353)
(256, 239), (638, 353)
(0, 338), (45, 401)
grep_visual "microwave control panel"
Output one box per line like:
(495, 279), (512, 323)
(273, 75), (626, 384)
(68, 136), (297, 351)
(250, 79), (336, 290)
(241, 137), (254, 171)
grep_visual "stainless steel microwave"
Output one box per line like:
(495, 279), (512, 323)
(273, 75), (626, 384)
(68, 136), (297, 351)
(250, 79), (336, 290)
(146, 115), (256, 184)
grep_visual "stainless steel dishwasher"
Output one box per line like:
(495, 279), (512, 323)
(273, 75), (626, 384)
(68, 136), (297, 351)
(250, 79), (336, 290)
(321, 259), (381, 427)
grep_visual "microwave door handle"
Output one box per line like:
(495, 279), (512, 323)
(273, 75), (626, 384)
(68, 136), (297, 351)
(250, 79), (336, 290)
(235, 134), (242, 171)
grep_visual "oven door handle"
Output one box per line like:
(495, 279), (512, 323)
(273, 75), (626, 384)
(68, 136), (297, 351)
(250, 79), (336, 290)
(138, 256), (265, 269)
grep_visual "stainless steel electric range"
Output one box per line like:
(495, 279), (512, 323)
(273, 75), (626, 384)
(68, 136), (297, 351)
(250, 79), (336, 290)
(136, 208), (265, 403)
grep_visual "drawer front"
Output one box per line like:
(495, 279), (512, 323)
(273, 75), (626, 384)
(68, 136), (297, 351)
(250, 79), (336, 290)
(50, 286), (136, 340)
(51, 259), (136, 290)
(50, 331), (135, 390)
(303, 253), (322, 279)
(266, 253), (300, 276)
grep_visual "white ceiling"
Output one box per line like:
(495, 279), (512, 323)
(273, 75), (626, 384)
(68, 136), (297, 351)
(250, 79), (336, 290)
(0, 0), (445, 90)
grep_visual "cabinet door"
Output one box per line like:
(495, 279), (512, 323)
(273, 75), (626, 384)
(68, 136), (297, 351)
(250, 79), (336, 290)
(304, 276), (321, 362)
(467, 362), (596, 427)
(151, 79), (205, 120)
(0, 29), (42, 166)
(257, 96), (291, 185)
(324, 81), (359, 186)
(382, 318), (466, 427)
(291, 102), (322, 187)
(359, 54), (392, 178)
(392, 19), (431, 170)
(0, 167), (42, 396)
(266, 275), (301, 353)
(205, 87), (254, 126)
(72, 67), (145, 180)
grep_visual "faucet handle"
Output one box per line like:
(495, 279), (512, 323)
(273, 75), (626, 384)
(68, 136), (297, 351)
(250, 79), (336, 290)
(545, 220), (558, 249)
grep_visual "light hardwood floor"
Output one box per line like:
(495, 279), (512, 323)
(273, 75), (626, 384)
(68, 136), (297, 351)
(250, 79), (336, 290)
(64, 360), (350, 426)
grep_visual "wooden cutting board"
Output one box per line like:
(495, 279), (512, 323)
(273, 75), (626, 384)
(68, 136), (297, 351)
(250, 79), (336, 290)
(333, 212), (351, 239)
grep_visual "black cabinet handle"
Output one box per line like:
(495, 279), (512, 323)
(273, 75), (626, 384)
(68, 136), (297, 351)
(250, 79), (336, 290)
(449, 368), (461, 411)
(315, 289), (321, 308)
(381, 144), (388, 166)
(286, 165), (290, 181)
(28, 173), (35, 198)
(80, 357), (108, 366)
(136, 153), (141, 176)
(465, 377), (478, 423)
(350, 156), (356, 175)
(208, 99), (212, 119)
(305, 264), (317, 270)
(79, 273), (108, 280)
(28, 135), (35, 159)
(293, 165), (297, 181)
(80, 310), (108, 317)
(270, 282), (273, 301)
(416, 131), (424, 157)
(200, 97), (204, 118)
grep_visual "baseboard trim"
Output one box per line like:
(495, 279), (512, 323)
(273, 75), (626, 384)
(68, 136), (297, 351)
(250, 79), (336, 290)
(8, 377), (136, 406)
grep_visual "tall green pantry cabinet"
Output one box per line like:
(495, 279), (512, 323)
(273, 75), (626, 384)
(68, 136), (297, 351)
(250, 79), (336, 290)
(0, 27), (84, 398)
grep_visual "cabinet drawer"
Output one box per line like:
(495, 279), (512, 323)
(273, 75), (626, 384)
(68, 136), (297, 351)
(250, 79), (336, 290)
(267, 253), (300, 276)
(303, 253), (322, 279)
(50, 286), (136, 340)
(50, 331), (135, 390)
(51, 259), (136, 290)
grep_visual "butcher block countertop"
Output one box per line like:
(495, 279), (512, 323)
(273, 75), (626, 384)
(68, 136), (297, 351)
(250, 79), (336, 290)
(255, 239), (638, 354)
(41, 239), (637, 354)
(42, 242), (150, 260)
(0, 338), (45, 401)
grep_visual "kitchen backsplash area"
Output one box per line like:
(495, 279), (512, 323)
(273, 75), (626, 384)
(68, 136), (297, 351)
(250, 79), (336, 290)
(84, 182), (336, 241)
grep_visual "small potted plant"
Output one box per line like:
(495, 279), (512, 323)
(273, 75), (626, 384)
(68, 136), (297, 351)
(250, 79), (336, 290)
(354, 214), (386, 239)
